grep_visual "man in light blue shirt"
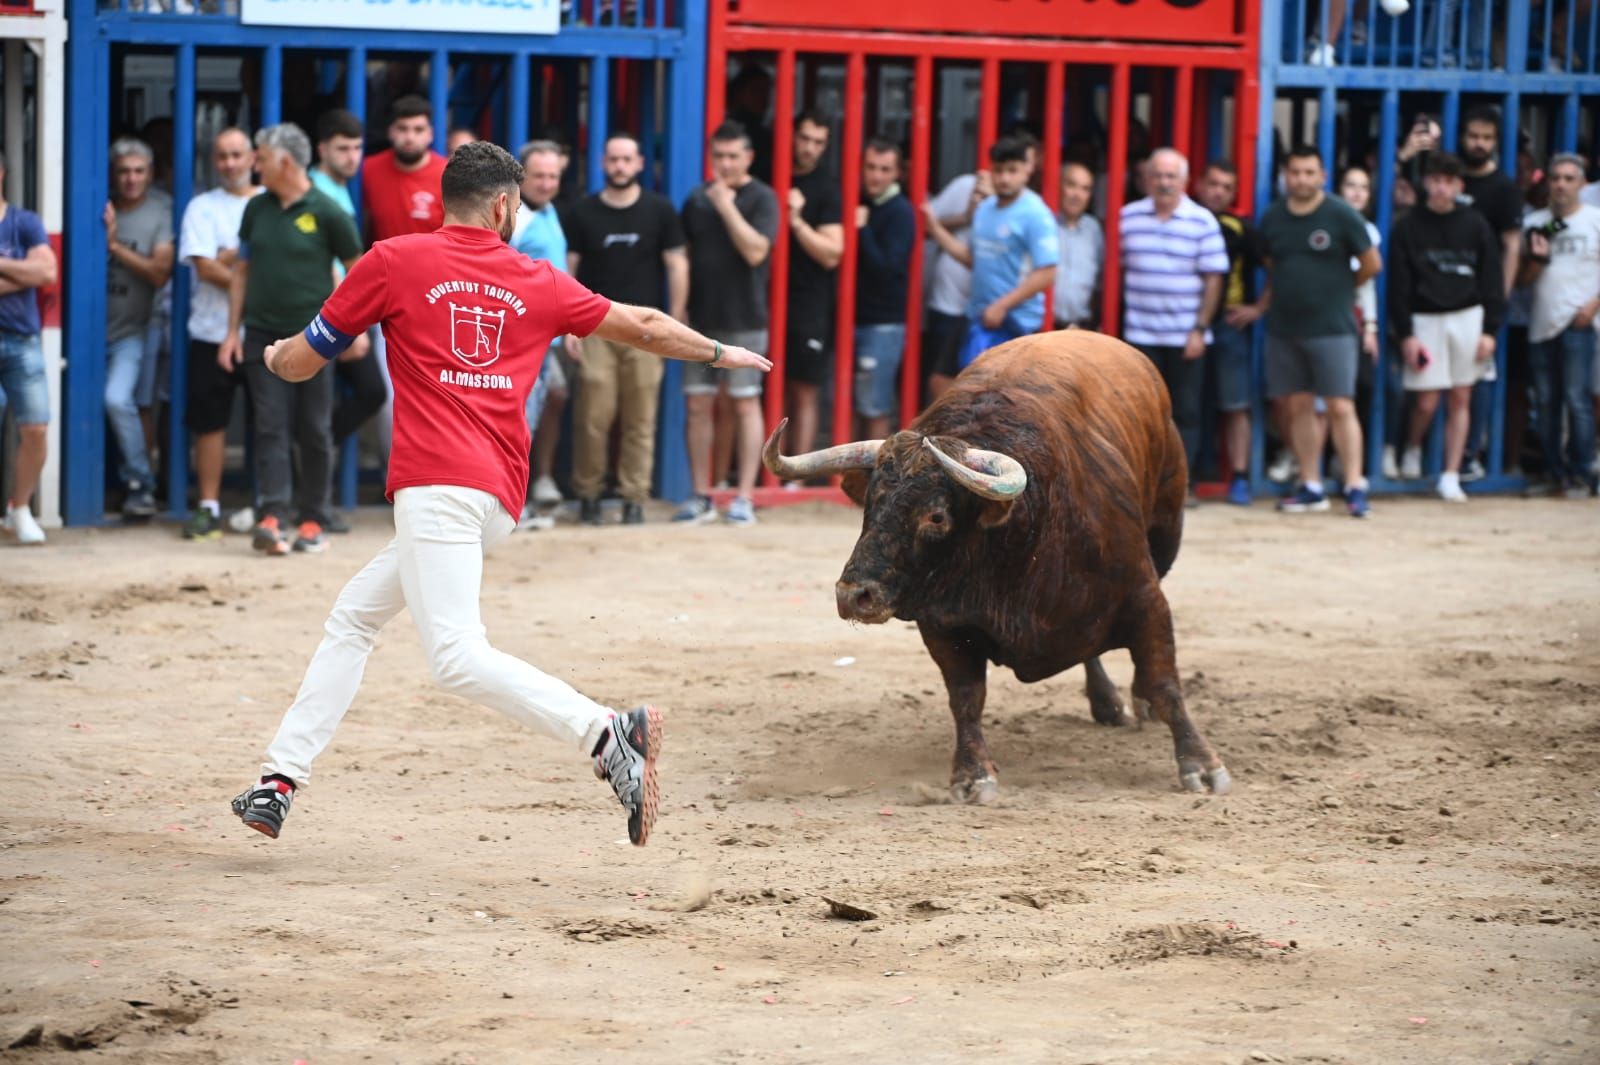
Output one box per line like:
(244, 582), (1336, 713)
(924, 136), (1058, 368)
(510, 140), (571, 526)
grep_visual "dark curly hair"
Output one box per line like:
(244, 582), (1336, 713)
(441, 140), (523, 215)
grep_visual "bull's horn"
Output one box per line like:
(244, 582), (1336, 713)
(924, 439), (1028, 501)
(762, 418), (883, 480)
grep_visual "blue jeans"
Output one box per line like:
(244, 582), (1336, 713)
(0, 330), (48, 425)
(1529, 326), (1597, 488)
(105, 333), (154, 486)
(958, 319), (1023, 370)
(853, 323), (905, 418)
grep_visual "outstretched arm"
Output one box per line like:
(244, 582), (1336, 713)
(591, 301), (772, 371)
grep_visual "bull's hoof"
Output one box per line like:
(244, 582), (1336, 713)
(950, 775), (1000, 804)
(1131, 697), (1153, 727)
(1088, 693), (1136, 727)
(1178, 764), (1232, 795)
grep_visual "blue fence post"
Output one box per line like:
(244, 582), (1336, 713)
(1489, 87), (1521, 479)
(431, 48), (450, 155)
(1317, 83), (1336, 185)
(262, 45), (282, 125)
(1559, 91), (1581, 151)
(639, 59), (658, 191)
(1372, 88), (1399, 488)
(62, 0), (109, 525)
(336, 45), (368, 512)
(1250, 0), (1283, 498)
(509, 51), (531, 152)
(588, 56), (610, 194)
(167, 42), (195, 519)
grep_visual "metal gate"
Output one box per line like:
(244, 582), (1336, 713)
(61, 0), (709, 524)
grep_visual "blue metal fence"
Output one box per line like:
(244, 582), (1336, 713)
(1257, 0), (1600, 497)
(63, 0), (705, 525)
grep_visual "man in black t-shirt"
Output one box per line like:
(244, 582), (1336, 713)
(783, 111), (844, 462)
(565, 133), (688, 525)
(676, 121), (780, 525)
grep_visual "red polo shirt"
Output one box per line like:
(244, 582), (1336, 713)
(360, 149), (447, 241)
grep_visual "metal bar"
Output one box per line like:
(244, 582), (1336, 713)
(1040, 58), (1064, 331)
(588, 56), (610, 193)
(1441, 89), (1460, 154)
(101, 22), (680, 60)
(832, 51), (865, 451)
(1171, 63), (1193, 160)
(901, 51), (932, 426)
(262, 44), (282, 125)
(720, 28), (1252, 62)
(1371, 88), (1399, 486)
(1560, 91), (1580, 151)
(1249, 0), (1276, 494)
(337, 44), (368, 512)
(1486, 87), (1520, 480)
(167, 42), (195, 519)
(508, 51), (530, 154)
(978, 56), (999, 160)
(430, 48), (449, 155)
(1101, 62), (1129, 335)
(762, 46), (794, 478)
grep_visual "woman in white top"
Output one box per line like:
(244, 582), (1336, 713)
(1339, 166), (1400, 479)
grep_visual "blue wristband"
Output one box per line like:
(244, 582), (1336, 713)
(304, 314), (355, 360)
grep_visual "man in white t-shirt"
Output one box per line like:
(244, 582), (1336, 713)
(922, 168), (988, 400)
(177, 128), (261, 540)
(1520, 153), (1600, 498)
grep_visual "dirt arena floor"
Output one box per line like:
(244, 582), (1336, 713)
(2, 496), (1598, 1064)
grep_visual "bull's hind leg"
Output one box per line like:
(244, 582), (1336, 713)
(920, 626), (999, 804)
(1125, 588), (1231, 794)
(1084, 656), (1135, 727)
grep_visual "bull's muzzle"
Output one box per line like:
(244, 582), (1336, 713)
(836, 579), (895, 624)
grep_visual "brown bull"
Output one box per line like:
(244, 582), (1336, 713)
(764, 330), (1230, 802)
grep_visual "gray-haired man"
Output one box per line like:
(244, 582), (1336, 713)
(218, 123), (362, 555)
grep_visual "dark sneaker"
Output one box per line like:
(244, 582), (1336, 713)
(123, 481), (157, 519)
(1276, 484), (1330, 513)
(182, 508), (222, 540)
(1226, 474), (1252, 506)
(579, 498), (604, 526)
(252, 516), (290, 556)
(593, 706), (662, 846)
(322, 511), (351, 534)
(622, 502), (645, 525)
(292, 521), (327, 553)
(1345, 485), (1371, 518)
(231, 776), (294, 839)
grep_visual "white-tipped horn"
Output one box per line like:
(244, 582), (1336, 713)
(923, 438), (1027, 501)
(762, 418), (883, 481)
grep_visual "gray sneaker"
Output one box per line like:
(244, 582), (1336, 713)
(671, 495), (718, 524)
(592, 706), (662, 846)
(725, 495), (757, 526)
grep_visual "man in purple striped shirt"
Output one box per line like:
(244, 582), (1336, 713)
(1119, 148), (1229, 502)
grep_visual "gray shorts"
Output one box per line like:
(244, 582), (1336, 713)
(1266, 333), (1358, 399)
(682, 328), (767, 399)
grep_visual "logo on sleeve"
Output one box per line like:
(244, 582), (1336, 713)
(450, 303), (506, 368)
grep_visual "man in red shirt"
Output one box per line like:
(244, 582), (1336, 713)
(360, 94), (446, 243)
(230, 143), (771, 848)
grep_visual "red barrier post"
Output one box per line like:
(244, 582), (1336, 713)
(1172, 63), (1193, 162)
(762, 47), (797, 484)
(978, 57), (999, 160)
(831, 52), (866, 449)
(900, 51), (933, 428)
(1101, 63), (1130, 335)
(1040, 59), (1065, 330)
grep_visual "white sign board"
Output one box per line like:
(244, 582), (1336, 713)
(241, 0), (560, 36)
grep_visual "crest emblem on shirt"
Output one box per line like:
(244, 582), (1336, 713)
(295, 213), (317, 235)
(1308, 228), (1331, 251)
(449, 303), (506, 368)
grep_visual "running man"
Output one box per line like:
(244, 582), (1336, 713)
(230, 143), (771, 846)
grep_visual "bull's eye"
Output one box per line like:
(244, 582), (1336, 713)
(928, 512), (946, 525)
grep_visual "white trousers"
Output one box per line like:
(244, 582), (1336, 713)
(263, 484), (613, 787)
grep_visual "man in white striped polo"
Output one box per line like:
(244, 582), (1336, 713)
(1119, 148), (1229, 505)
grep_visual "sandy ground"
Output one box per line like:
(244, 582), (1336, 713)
(2, 496), (1598, 1064)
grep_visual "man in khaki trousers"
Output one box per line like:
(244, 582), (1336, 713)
(565, 133), (689, 524)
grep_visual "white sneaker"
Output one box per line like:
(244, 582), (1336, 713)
(532, 476), (563, 506)
(1400, 446), (1423, 481)
(1267, 449), (1299, 483)
(1379, 0), (1409, 15)
(725, 495), (757, 526)
(1437, 473), (1468, 503)
(4, 502), (45, 545)
(1382, 444), (1400, 480)
(517, 504), (555, 531)
(1307, 42), (1338, 66)
(227, 505), (256, 534)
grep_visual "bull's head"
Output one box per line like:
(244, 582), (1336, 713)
(763, 419), (1026, 624)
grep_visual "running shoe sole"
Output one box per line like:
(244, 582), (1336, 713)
(631, 705), (663, 846)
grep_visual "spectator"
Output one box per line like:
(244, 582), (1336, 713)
(311, 109), (381, 532)
(447, 127), (478, 156)
(675, 120), (779, 526)
(1258, 144), (1382, 517)
(1118, 148), (1228, 500)
(1388, 152), (1505, 503)
(565, 132), (688, 526)
(922, 135), (1058, 370)
(1520, 153), (1600, 498)
(853, 138), (916, 440)
(103, 137), (174, 520)
(782, 110), (843, 462)
(510, 140), (572, 528)
(1196, 159), (1265, 505)
(1053, 161), (1103, 332)
(361, 95), (445, 243)
(218, 123), (363, 555)
(177, 128), (261, 541)
(0, 149), (59, 545)
(922, 167), (992, 400)
(1336, 166), (1396, 480)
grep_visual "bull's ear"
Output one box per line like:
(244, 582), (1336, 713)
(977, 499), (1016, 529)
(841, 470), (870, 506)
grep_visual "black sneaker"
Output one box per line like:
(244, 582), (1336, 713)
(579, 498), (604, 526)
(322, 511), (351, 534)
(182, 508), (222, 540)
(622, 502), (645, 525)
(252, 516), (290, 556)
(123, 481), (157, 519)
(592, 706), (662, 846)
(231, 776), (294, 839)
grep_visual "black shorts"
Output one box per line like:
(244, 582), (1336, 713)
(184, 339), (249, 434)
(925, 310), (968, 379)
(784, 329), (834, 386)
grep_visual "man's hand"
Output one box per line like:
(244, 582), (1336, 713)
(855, 205), (869, 229)
(921, 201), (942, 229)
(337, 331), (371, 364)
(1475, 334), (1496, 363)
(1362, 330), (1379, 360)
(217, 333), (243, 371)
(714, 345), (773, 372)
(1528, 230), (1551, 262)
(980, 300), (1008, 330)
(787, 186), (807, 221)
(102, 202), (117, 243)
(1573, 297), (1599, 330)
(217, 247), (238, 268)
(973, 170), (994, 201)
(1183, 328), (1206, 360)
(1400, 335), (1428, 372)
(1223, 303), (1262, 328)
(564, 334), (584, 362)
(706, 180), (737, 211)
(263, 337), (291, 376)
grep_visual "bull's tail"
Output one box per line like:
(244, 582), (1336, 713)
(1148, 420), (1186, 579)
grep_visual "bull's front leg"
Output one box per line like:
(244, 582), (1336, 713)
(1125, 588), (1232, 795)
(920, 626), (999, 804)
